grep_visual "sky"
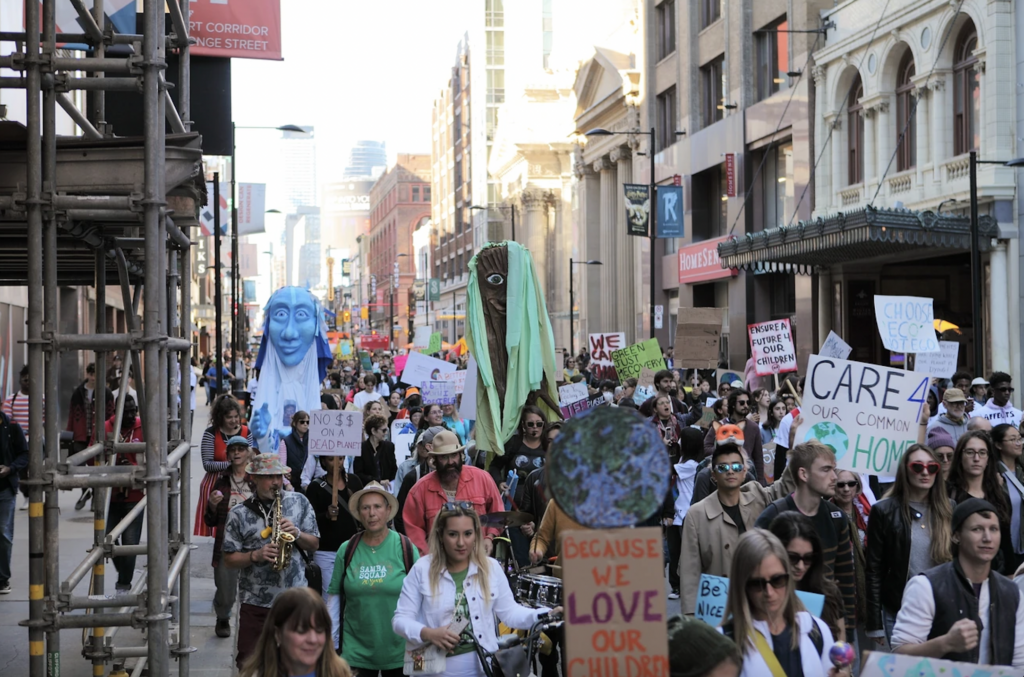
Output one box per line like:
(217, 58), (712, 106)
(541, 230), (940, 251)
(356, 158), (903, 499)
(231, 0), (475, 189)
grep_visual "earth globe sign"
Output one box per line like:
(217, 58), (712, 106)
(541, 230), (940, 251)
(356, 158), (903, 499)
(805, 421), (850, 459)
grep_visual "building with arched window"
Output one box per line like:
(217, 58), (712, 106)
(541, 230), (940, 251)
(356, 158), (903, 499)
(719, 0), (1022, 386)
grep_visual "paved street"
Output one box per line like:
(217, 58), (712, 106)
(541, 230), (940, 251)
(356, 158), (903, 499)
(0, 402), (236, 677)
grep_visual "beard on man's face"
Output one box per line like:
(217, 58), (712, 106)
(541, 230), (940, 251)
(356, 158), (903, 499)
(438, 456), (463, 482)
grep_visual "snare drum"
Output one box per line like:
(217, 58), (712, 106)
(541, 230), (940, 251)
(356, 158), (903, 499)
(515, 573), (563, 608)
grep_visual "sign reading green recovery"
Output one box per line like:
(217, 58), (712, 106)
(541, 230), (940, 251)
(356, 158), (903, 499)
(795, 354), (930, 477)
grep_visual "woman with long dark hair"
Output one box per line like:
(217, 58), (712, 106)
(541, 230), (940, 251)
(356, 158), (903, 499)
(194, 394), (255, 537)
(865, 444), (953, 645)
(354, 414), (397, 490)
(993, 423), (1024, 572)
(947, 430), (1013, 573)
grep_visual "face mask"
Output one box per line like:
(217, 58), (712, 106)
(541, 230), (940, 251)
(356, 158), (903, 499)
(603, 391), (614, 403)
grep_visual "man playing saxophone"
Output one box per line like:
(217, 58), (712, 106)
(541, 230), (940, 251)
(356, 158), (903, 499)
(223, 453), (319, 669)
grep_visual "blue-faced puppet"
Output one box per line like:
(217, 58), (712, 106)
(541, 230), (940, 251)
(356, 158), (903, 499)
(250, 286), (332, 453)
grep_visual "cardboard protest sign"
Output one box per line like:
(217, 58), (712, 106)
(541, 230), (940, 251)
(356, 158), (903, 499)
(308, 410), (363, 457)
(588, 333), (625, 380)
(873, 295), (939, 353)
(426, 332), (443, 354)
(635, 385), (657, 402)
(748, 319), (797, 376)
(421, 381), (457, 406)
(413, 326), (432, 348)
(460, 357), (478, 420)
(699, 397), (718, 428)
(796, 354), (930, 476)
(913, 340), (959, 377)
(393, 432), (416, 468)
(611, 338), (666, 382)
(860, 652), (1017, 677)
(795, 591), (824, 618)
(435, 369), (468, 394)
(560, 382), (595, 418)
(393, 354), (408, 375)
(638, 368), (657, 389)
(675, 308), (723, 369)
(695, 574), (729, 625)
(400, 350), (456, 387)
(358, 351), (372, 371)
(563, 528), (668, 677)
(820, 330), (852, 360)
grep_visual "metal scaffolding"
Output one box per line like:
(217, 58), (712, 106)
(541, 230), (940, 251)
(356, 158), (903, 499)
(2, 1), (201, 675)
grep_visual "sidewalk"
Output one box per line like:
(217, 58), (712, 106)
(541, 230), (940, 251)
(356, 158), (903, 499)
(0, 402), (237, 676)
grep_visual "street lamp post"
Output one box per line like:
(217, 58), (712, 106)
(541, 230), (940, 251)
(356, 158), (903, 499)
(569, 259), (603, 358)
(390, 253), (409, 351)
(969, 152), (1024, 373)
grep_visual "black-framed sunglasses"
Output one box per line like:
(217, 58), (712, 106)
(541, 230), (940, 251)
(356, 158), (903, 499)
(835, 481), (858, 489)
(296, 419), (310, 425)
(714, 462), (744, 474)
(524, 421), (544, 428)
(442, 501), (474, 512)
(746, 573), (789, 594)
(787, 552), (815, 567)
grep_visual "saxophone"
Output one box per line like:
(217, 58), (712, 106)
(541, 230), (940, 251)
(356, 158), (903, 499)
(259, 488), (295, 572)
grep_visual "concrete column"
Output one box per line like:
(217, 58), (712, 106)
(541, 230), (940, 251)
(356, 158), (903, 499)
(595, 157), (618, 331)
(930, 79), (947, 185)
(914, 85), (930, 177)
(874, 101), (891, 191)
(813, 65), (831, 212)
(612, 146), (635, 343)
(522, 190), (548, 295)
(991, 242), (1010, 371)
(817, 269), (832, 345)
(830, 116), (844, 197)
(583, 169), (602, 339)
(863, 107), (877, 188)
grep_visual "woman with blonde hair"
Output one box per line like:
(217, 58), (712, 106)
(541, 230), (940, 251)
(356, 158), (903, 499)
(393, 503), (559, 677)
(238, 586), (351, 677)
(865, 443), (954, 646)
(719, 529), (845, 677)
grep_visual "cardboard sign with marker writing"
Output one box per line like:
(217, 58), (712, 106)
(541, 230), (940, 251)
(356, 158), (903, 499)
(638, 368), (657, 388)
(563, 527), (668, 677)
(675, 308), (723, 369)
(308, 410), (363, 457)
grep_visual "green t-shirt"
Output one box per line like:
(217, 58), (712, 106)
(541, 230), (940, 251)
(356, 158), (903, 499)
(327, 531), (417, 670)
(449, 568), (476, 656)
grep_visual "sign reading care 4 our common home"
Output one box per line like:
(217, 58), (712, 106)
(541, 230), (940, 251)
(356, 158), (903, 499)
(796, 354), (930, 477)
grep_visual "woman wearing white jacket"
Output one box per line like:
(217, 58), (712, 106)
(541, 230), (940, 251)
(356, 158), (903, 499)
(392, 503), (562, 677)
(718, 529), (850, 677)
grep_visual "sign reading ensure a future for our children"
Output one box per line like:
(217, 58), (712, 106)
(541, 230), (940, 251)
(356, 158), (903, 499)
(747, 319), (797, 376)
(873, 295), (939, 353)
(796, 354), (930, 477)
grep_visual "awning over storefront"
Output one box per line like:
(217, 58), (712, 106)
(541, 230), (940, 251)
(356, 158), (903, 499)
(717, 206), (998, 274)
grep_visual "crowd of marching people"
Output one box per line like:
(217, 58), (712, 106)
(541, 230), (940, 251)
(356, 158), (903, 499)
(16, 342), (1018, 676)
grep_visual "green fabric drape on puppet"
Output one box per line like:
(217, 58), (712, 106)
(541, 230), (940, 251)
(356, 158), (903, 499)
(465, 242), (559, 463)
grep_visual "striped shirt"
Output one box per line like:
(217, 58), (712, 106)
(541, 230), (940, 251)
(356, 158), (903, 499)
(3, 391), (43, 439)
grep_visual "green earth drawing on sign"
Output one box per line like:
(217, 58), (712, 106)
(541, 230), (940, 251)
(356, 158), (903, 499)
(805, 422), (849, 459)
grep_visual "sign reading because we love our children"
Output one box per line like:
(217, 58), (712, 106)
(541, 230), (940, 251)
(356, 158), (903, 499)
(611, 338), (666, 382)
(308, 410), (363, 457)
(796, 354), (930, 477)
(748, 319), (798, 376)
(563, 528), (668, 677)
(873, 295), (939, 353)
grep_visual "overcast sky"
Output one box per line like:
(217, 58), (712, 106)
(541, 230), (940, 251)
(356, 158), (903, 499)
(231, 0), (475, 189)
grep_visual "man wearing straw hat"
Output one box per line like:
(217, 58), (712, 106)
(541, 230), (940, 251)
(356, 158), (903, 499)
(222, 453), (320, 669)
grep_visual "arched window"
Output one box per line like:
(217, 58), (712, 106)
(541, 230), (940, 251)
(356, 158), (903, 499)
(896, 50), (916, 171)
(848, 75), (865, 185)
(953, 21), (979, 155)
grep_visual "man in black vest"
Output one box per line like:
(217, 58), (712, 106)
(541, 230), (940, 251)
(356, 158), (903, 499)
(891, 498), (1024, 667)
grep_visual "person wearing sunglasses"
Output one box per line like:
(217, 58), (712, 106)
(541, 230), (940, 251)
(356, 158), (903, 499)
(718, 529), (847, 677)
(281, 410), (312, 492)
(702, 388), (766, 485)
(354, 414), (397, 492)
(993, 424), (1024, 573)
(925, 427), (957, 481)
(976, 371), (1022, 428)
(393, 503), (561, 677)
(891, 498), (1024, 667)
(866, 444), (954, 647)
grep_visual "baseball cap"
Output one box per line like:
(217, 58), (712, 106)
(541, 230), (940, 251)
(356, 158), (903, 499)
(225, 435), (250, 448)
(715, 423), (745, 446)
(422, 426), (447, 445)
(943, 388), (967, 403)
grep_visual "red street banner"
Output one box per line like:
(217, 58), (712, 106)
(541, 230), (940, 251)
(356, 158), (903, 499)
(189, 0), (283, 61)
(677, 236), (738, 285)
(359, 335), (389, 351)
(725, 153), (736, 197)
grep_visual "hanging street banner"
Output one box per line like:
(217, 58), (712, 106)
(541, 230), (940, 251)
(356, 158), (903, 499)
(611, 338), (666, 382)
(748, 319), (798, 376)
(656, 185), (684, 238)
(189, 0), (283, 61)
(589, 333), (625, 381)
(873, 295), (939, 353)
(820, 330), (853, 360)
(623, 184), (651, 237)
(796, 354), (931, 477)
(913, 341), (960, 378)
(427, 278), (441, 302)
(237, 183), (267, 235)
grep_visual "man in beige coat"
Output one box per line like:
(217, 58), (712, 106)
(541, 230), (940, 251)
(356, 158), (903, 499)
(680, 441), (795, 614)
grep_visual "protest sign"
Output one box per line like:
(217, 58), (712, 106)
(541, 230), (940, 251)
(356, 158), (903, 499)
(635, 385), (657, 402)
(820, 330), (853, 360)
(400, 350), (456, 387)
(435, 369), (468, 394)
(638, 368), (657, 389)
(393, 354), (408, 375)
(390, 418), (409, 441)
(675, 308), (723, 369)
(748, 319), (797, 376)
(308, 410), (363, 457)
(589, 333), (625, 380)
(861, 652), (1016, 677)
(698, 397), (718, 428)
(421, 381), (457, 406)
(413, 326), (432, 348)
(427, 332), (443, 354)
(611, 338), (666, 382)
(393, 433), (416, 468)
(358, 351), (372, 371)
(695, 574), (729, 625)
(796, 354), (930, 476)
(795, 591), (824, 618)
(460, 357), (478, 420)
(559, 382), (589, 406)
(563, 528), (668, 677)
(873, 295), (939, 353)
(913, 340), (959, 377)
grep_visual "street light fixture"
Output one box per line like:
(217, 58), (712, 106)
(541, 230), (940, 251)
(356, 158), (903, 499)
(585, 125), (663, 340)
(569, 259), (603, 358)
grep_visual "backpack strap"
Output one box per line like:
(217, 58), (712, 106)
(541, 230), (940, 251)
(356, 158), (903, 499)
(399, 533), (415, 574)
(808, 616), (824, 656)
(342, 531), (364, 575)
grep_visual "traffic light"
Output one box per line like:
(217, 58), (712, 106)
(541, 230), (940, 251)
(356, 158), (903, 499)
(342, 309), (351, 323)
